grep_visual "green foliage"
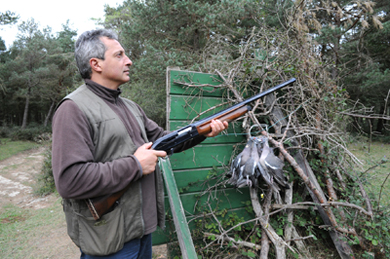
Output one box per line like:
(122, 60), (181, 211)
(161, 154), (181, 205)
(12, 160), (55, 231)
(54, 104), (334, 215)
(0, 18), (77, 128)
(344, 64), (390, 127)
(9, 125), (51, 141)
(359, 214), (390, 253)
(290, 0), (390, 136)
(0, 126), (12, 138)
(193, 209), (261, 258)
(0, 10), (19, 26)
(183, 169), (259, 257)
(338, 5), (390, 135)
(33, 146), (56, 196)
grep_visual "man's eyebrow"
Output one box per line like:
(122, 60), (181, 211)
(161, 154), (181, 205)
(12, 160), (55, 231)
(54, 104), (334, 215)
(115, 50), (124, 55)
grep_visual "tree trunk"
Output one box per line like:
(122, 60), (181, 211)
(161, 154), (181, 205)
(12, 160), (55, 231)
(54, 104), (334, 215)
(21, 86), (31, 129)
(44, 100), (56, 127)
(331, 12), (341, 80)
(376, 105), (385, 133)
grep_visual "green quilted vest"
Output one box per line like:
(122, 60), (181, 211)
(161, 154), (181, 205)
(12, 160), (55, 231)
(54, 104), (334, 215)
(59, 84), (165, 256)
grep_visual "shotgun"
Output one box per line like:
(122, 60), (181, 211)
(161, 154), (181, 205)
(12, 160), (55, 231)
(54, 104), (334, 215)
(86, 78), (296, 220)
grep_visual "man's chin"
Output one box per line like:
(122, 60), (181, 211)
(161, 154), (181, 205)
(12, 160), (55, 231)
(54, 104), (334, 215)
(122, 76), (130, 83)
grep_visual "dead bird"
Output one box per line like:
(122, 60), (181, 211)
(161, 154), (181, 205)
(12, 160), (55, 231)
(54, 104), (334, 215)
(229, 137), (256, 188)
(256, 135), (289, 189)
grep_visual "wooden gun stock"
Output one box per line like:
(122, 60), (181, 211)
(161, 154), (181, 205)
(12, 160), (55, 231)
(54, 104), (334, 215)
(86, 188), (128, 220)
(196, 105), (251, 135)
(86, 78), (296, 220)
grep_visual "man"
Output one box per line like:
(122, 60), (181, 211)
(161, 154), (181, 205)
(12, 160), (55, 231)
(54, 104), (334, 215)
(51, 29), (228, 258)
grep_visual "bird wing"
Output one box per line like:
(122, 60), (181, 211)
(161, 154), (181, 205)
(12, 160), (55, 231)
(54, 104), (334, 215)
(263, 147), (289, 189)
(264, 152), (284, 170)
(239, 138), (254, 166)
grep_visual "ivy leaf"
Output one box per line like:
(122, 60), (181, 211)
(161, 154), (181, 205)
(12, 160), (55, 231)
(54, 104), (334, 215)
(247, 251), (256, 257)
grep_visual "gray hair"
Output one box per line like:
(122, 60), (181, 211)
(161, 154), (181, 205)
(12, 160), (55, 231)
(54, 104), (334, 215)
(74, 29), (119, 79)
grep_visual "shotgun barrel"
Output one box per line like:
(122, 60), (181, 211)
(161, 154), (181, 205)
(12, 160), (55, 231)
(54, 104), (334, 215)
(86, 77), (296, 220)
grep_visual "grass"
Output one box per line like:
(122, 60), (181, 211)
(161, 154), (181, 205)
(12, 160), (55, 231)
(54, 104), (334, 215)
(0, 197), (70, 258)
(0, 138), (39, 161)
(347, 139), (390, 207)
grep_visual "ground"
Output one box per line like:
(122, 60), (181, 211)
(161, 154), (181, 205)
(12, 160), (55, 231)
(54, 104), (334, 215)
(0, 146), (167, 258)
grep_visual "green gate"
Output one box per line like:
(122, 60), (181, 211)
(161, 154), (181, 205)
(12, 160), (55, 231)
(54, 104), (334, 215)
(152, 69), (255, 255)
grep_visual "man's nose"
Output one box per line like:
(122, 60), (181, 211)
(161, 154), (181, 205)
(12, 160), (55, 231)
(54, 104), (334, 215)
(126, 56), (133, 66)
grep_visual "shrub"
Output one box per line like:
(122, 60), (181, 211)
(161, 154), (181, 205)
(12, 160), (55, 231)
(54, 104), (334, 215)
(0, 126), (12, 138)
(33, 146), (56, 196)
(10, 126), (51, 141)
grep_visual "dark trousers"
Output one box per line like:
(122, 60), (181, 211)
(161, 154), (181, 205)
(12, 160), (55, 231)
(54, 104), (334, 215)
(80, 234), (152, 259)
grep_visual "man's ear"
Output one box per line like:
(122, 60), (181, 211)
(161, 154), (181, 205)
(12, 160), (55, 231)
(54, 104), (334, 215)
(90, 58), (102, 73)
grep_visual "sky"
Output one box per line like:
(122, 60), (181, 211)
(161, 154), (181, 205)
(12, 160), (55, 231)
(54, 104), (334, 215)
(1, 0), (124, 48)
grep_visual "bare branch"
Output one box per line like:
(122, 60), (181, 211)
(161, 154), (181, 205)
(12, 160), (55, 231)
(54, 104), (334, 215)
(204, 232), (262, 251)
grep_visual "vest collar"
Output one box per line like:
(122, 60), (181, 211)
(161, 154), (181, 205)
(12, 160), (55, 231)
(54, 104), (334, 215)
(85, 79), (122, 103)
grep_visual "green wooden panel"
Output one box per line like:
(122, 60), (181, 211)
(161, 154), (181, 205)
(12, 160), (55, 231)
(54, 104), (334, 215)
(160, 187), (250, 215)
(169, 144), (234, 170)
(169, 70), (227, 97)
(152, 69), (253, 247)
(161, 167), (222, 197)
(152, 226), (175, 246)
(180, 188), (250, 214)
(169, 95), (229, 121)
(173, 167), (225, 194)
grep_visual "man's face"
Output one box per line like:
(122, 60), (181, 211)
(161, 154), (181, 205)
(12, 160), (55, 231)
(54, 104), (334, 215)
(98, 37), (132, 89)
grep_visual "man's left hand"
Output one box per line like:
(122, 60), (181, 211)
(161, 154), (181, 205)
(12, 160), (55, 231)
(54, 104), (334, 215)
(205, 119), (228, 138)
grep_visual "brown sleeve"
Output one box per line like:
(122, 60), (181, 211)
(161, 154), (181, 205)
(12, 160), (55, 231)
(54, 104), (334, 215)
(51, 100), (142, 200)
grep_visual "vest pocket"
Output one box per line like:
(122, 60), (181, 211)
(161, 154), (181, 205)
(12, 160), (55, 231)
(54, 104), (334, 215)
(78, 206), (125, 256)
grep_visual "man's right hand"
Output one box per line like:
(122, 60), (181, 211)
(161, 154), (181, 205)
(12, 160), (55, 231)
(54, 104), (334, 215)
(133, 142), (167, 175)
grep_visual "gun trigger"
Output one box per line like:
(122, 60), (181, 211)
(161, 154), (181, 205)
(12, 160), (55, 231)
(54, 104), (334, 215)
(167, 148), (174, 157)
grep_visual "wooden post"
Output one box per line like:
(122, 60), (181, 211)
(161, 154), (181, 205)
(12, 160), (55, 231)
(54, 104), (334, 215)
(158, 157), (198, 259)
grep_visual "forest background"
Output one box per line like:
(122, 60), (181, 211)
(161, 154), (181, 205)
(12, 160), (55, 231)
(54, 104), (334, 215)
(0, 0), (389, 258)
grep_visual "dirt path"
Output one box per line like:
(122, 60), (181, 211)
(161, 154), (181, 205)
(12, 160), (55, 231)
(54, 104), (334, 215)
(0, 147), (167, 258)
(0, 147), (79, 258)
(0, 147), (56, 210)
